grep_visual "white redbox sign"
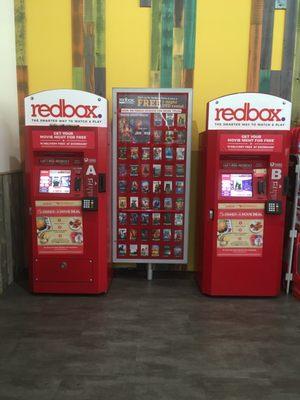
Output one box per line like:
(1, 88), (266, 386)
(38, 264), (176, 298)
(208, 93), (291, 131)
(25, 89), (107, 127)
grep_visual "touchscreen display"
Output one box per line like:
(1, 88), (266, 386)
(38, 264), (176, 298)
(221, 173), (252, 197)
(39, 170), (71, 194)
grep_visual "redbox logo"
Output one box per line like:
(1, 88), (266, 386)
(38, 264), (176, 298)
(31, 99), (99, 119)
(215, 102), (283, 122)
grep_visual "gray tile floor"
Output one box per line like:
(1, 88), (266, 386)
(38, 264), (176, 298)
(1, 270), (300, 400)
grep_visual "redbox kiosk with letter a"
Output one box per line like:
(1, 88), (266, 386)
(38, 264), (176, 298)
(24, 89), (111, 294)
(197, 93), (291, 296)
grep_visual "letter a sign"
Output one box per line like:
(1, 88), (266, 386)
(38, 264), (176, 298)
(208, 93), (291, 131)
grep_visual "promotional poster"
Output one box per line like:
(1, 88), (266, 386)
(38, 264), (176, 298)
(112, 89), (192, 263)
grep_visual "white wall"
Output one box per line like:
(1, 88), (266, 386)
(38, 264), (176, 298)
(0, 0), (20, 172)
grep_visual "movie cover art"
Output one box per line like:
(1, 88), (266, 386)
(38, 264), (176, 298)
(141, 197), (150, 209)
(163, 229), (171, 241)
(141, 244), (149, 256)
(118, 116), (131, 142)
(130, 180), (139, 193)
(153, 181), (162, 194)
(141, 164), (150, 177)
(164, 181), (172, 194)
(174, 246), (183, 257)
(141, 180), (150, 193)
(164, 197), (172, 209)
(141, 229), (149, 241)
(164, 165), (173, 177)
(118, 147), (127, 159)
(152, 229), (160, 241)
(165, 131), (174, 143)
(163, 245), (171, 257)
(130, 197), (138, 209)
(151, 245), (159, 257)
(174, 230), (183, 241)
(141, 213), (150, 224)
(130, 165), (139, 176)
(152, 213), (161, 225)
(130, 115), (151, 143)
(130, 244), (138, 256)
(175, 181), (184, 194)
(153, 130), (162, 143)
(153, 197), (161, 209)
(176, 164), (184, 177)
(176, 147), (185, 161)
(141, 147), (150, 160)
(118, 212), (127, 224)
(164, 213), (172, 225)
(118, 196), (127, 209)
(130, 213), (138, 225)
(177, 113), (186, 127)
(154, 113), (163, 126)
(175, 213), (183, 226)
(118, 228), (127, 240)
(130, 147), (139, 160)
(175, 198), (184, 210)
(165, 147), (173, 160)
(153, 164), (162, 177)
(118, 164), (127, 177)
(166, 113), (174, 126)
(118, 180), (127, 193)
(177, 131), (186, 144)
(129, 229), (137, 241)
(118, 243), (127, 256)
(153, 147), (162, 160)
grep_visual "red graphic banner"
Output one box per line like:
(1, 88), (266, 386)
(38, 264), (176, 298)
(32, 130), (95, 149)
(220, 133), (283, 153)
(35, 201), (84, 255)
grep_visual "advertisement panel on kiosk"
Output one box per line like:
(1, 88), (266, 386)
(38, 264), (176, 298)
(112, 89), (192, 264)
(25, 89), (111, 294)
(197, 93), (292, 296)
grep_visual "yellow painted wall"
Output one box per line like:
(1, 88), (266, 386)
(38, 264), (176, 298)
(193, 0), (251, 148)
(271, 10), (286, 71)
(26, 0), (72, 93)
(106, 0), (151, 115)
(25, 0), (252, 271)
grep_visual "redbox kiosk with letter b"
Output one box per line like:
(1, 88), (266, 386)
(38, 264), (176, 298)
(197, 93), (291, 296)
(24, 89), (111, 294)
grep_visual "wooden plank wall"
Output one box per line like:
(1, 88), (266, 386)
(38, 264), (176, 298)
(14, 0), (28, 160)
(150, 0), (197, 89)
(279, 0), (298, 99)
(150, 0), (162, 87)
(71, 0), (106, 96)
(259, 0), (275, 93)
(247, 0), (299, 108)
(0, 172), (25, 294)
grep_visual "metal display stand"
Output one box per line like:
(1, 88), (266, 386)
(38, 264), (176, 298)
(112, 88), (193, 278)
(284, 154), (300, 293)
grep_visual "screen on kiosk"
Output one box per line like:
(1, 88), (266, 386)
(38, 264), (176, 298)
(221, 173), (253, 197)
(39, 170), (71, 194)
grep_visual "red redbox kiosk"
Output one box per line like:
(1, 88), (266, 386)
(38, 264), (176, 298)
(197, 93), (291, 296)
(24, 89), (111, 294)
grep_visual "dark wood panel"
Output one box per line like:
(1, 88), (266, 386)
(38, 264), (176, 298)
(84, 21), (95, 93)
(270, 70), (282, 96)
(140, 0), (152, 6)
(95, 67), (106, 97)
(72, 0), (84, 67)
(280, 0), (298, 100)
(260, 0), (275, 70)
(0, 172), (25, 295)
